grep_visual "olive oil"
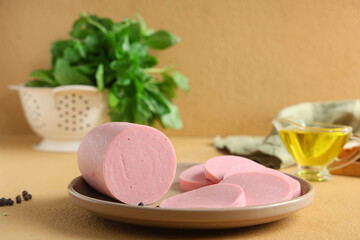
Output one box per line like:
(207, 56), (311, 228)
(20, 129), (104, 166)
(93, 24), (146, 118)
(279, 128), (350, 167)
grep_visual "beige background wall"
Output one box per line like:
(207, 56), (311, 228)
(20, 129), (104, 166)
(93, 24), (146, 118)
(2, 0), (360, 137)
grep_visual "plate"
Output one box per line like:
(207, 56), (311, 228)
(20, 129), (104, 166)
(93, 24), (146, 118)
(68, 162), (315, 229)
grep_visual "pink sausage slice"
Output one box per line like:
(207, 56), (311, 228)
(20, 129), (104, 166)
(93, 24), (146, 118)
(224, 164), (301, 199)
(160, 183), (246, 209)
(204, 155), (262, 183)
(77, 122), (176, 206)
(179, 163), (214, 191)
(220, 172), (293, 206)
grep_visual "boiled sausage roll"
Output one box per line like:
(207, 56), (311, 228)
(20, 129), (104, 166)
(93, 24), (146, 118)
(77, 122), (177, 205)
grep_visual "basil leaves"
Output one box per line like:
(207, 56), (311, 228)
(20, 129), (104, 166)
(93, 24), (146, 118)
(26, 12), (188, 129)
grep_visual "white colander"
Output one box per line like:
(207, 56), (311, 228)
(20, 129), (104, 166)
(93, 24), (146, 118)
(11, 85), (110, 152)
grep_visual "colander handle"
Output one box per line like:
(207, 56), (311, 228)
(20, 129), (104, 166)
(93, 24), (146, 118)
(51, 85), (100, 95)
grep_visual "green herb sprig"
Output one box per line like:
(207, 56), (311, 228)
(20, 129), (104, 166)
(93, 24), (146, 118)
(26, 12), (189, 129)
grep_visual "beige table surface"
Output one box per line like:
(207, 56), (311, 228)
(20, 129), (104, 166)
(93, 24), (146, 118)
(0, 135), (359, 240)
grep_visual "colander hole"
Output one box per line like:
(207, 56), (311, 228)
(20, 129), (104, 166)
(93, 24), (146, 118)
(72, 127), (76, 131)
(84, 114), (88, 117)
(72, 107), (76, 111)
(78, 111), (83, 115)
(86, 123), (90, 128)
(72, 94), (76, 97)
(65, 111), (69, 115)
(86, 106), (90, 110)
(78, 96), (83, 99)
(79, 126), (83, 130)
(58, 124), (62, 128)
(33, 99), (37, 103)
(59, 114), (63, 118)
(65, 95), (68, 99)
(72, 115), (76, 119)
(65, 119), (69, 123)
(57, 107), (61, 111)
(72, 121), (76, 124)
(65, 104), (69, 108)
(36, 105), (40, 110)
(72, 100), (76, 104)
(84, 100), (88, 104)
(65, 127), (69, 131)
(59, 100), (63, 104)
(79, 119), (83, 123)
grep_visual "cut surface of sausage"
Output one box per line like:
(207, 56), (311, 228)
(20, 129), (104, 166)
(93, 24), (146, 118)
(160, 183), (246, 209)
(204, 155), (262, 183)
(224, 164), (301, 199)
(220, 172), (293, 206)
(179, 163), (214, 191)
(77, 122), (176, 205)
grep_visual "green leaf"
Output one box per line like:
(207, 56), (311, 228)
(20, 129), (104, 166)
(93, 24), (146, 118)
(145, 30), (180, 50)
(84, 34), (101, 52)
(135, 95), (152, 124)
(54, 58), (93, 85)
(130, 42), (147, 56)
(29, 69), (58, 86)
(116, 75), (131, 86)
(110, 60), (131, 74)
(134, 78), (144, 95)
(103, 32), (117, 59)
(99, 17), (114, 31)
(74, 64), (97, 75)
(63, 47), (81, 63)
(172, 70), (189, 91)
(73, 40), (86, 58)
(95, 64), (104, 91)
(157, 73), (177, 99)
(128, 23), (142, 43)
(143, 90), (170, 115)
(160, 100), (183, 129)
(109, 97), (136, 122)
(140, 54), (157, 68)
(108, 84), (121, 108)
(51, 40), (69, 58)
(50, 40), (86, 64)
(69, 16), (97, 39)
(25, 80), (53, 87)
(123, 81), (137, 97)
(122, 35), (130, 52)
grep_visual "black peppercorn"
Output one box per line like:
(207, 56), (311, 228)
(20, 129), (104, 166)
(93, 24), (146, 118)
(0, 198), (5, 207)
(24, 195), (29, 201)
(22, 191), (28, 197)
(15, 195), (21, 204)
(22, 190), (28, 198)
(138, 202), (144, 206)
(6, 198), (14, 206)
(28, 194), (32, 200)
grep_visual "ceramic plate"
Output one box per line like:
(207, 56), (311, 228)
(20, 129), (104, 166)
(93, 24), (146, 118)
(68, 162), (315, 229)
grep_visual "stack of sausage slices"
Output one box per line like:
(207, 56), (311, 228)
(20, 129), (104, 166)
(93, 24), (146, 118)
(160, 156), (301, 209)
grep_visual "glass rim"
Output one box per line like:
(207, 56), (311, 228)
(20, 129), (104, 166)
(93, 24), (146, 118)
(273, 117), (353, 133)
